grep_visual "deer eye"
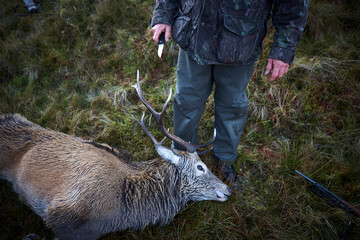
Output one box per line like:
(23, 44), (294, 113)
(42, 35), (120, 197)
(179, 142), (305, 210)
(197, 165), (204, 171)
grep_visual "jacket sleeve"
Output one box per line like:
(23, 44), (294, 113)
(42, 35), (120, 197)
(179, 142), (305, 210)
(269, 0), (309, 64)
(150, 0), (180, 27)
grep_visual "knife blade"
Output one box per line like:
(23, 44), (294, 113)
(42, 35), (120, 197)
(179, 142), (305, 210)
(158, 32), (165, 58)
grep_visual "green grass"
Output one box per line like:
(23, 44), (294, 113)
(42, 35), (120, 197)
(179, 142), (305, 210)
(1, 0), (360, 239)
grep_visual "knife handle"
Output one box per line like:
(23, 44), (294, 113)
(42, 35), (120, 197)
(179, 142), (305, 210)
(158, 32), (165, 45)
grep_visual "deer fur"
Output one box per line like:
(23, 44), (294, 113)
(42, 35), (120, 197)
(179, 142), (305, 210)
(0, 113), (231, 240)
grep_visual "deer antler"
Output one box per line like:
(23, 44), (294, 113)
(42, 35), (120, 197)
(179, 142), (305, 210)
(132, 70), (215, 153)
(131, 112), (160, 146)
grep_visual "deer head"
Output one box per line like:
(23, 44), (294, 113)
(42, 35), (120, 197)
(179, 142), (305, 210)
(132, 71), (232, 202)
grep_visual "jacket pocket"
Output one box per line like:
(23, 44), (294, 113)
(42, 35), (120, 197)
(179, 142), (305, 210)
(180, 0), (194, 14)
(217, 15), (262, 64)
(172, 16), (192, 50)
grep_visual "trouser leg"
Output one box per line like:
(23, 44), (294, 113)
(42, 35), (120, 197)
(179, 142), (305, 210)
(212, 63), (254, 162)
(173, 49), (213, 150)
(173, 49), (254, 161)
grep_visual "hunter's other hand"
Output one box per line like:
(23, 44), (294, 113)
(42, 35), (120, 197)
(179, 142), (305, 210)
(151, 24), (172, 43)
(265, 58), (289, 82)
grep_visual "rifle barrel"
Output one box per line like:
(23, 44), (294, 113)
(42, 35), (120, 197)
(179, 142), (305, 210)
(295, 170), (360, 217)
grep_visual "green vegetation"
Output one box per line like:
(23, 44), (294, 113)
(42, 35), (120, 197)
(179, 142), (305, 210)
(1, 0), (359, 239)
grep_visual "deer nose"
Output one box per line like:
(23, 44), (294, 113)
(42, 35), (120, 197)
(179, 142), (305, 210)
(227, 186), (232, 195)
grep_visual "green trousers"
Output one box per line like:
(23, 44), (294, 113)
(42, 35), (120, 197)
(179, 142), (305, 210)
(173, 49), (255, 162)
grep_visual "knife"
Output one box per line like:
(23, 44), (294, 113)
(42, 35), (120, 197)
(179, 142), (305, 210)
(157, 32), (165, 58)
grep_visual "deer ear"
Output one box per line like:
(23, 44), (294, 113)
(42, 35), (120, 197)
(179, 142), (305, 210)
(155, 145), (181, 166)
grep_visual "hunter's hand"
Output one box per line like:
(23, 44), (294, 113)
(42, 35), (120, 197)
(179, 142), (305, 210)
(151, 24), (172, 43)
(265, 58), (289, 82)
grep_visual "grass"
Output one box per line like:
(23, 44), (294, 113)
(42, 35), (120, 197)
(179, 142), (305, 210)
(1, 0), (359, 239)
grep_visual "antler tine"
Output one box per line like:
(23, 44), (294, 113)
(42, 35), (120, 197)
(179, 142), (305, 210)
(159, 129), (169, 145)
(132, 70), (160, 118)
(193, 128), (217, 150)
(131, 112), (159, 146)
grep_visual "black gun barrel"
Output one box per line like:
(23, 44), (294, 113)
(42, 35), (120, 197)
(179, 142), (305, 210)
(296, 170), (343, 201)
(295, 170), (360, 217)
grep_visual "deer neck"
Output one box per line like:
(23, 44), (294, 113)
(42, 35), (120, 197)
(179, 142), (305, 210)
(115, 159), (186, 229)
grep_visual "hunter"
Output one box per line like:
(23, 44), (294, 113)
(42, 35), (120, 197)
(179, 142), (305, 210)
(150, 0), (309, 183)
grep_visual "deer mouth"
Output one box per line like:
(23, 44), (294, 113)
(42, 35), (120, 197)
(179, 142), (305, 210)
(216, 190), (230, 201)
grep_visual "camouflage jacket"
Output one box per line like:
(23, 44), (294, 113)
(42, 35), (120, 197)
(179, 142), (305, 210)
(151, 0), (309, 65)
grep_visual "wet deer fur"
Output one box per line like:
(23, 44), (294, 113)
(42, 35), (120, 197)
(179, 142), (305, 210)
(0, 77), (231, 240)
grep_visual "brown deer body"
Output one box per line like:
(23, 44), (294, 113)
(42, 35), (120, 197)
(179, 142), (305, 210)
(0, 76), (231, 240)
